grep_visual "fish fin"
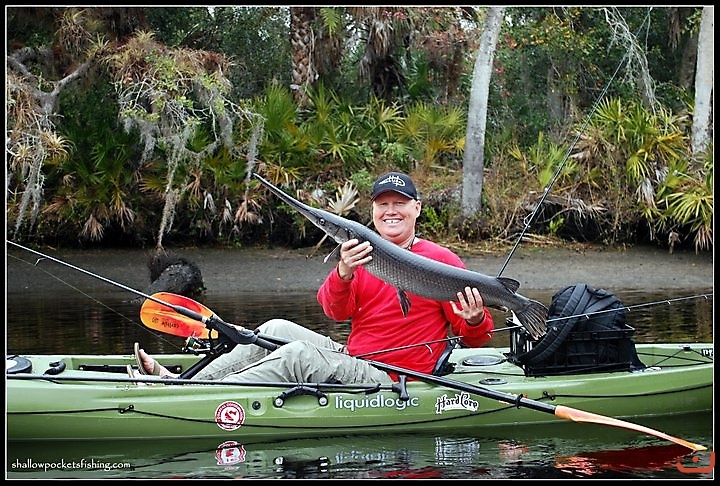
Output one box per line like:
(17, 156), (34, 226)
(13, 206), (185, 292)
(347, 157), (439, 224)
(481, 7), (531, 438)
(497, 276), (521, 294)
(322, 243), (341, 264)
(515, 299), (549, 341)
(398, 290), (411, 317)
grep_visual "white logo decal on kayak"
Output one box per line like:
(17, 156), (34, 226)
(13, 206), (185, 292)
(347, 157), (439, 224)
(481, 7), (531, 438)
(215, 401), (246, 431)
(435, 392), (478, 414)
(335, 394), (420, 412)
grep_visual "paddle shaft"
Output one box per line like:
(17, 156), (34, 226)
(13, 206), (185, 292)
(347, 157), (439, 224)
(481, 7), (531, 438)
(135, 292), (707, 452)
(243, 331), (553, 412)
(253, 332), (557, 412)
(243, 330), (706, 451)
(170, 310), (280, 353)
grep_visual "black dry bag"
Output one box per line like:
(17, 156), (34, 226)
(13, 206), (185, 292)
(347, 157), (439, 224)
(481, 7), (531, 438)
(510, 283), (645, 376)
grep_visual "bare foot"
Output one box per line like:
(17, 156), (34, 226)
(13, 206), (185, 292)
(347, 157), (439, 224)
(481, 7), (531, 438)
(138, 347), (178, 378)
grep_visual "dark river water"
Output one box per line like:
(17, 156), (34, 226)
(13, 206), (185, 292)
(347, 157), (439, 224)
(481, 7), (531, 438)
(5, 248), (714, 479)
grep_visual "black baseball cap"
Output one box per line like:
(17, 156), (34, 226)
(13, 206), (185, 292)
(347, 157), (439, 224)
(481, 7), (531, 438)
(370, 172), (419, 201)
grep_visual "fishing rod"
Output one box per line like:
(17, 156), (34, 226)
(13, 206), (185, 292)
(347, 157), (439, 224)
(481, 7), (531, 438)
(7, 240), (163, 303)
(5, 372), (396, 392)
(546, 293), (712, 326)
(7, 241), (470, 360)
(495, 293), (713, 335)
(497, 8), (653, 278)
(6, 240), (280, 352)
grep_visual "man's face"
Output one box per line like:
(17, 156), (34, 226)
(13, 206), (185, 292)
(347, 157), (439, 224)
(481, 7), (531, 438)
(372, 192), (421, 244)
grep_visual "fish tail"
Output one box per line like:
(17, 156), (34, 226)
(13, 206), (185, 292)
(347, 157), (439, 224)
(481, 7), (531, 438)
(515, 299), (549, 341)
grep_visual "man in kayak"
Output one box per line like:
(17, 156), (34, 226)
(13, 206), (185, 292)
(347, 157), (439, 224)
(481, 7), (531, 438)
(133, 171), (495, 383)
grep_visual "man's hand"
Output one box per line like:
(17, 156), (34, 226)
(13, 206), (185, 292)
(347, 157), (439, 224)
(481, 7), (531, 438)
(337, 239), (373, 280)
(451, 286), (486, 325)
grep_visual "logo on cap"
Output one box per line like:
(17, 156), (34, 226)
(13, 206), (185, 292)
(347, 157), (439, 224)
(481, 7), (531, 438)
(371, 172), (418, 200)
(378, 174), (408, 188)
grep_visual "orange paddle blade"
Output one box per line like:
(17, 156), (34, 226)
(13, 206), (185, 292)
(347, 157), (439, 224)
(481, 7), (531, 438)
(140, 307), (209, 338)
(554, 405), (707, 452)
(151, 292), (215, 316)
(139, 292), (214, 339)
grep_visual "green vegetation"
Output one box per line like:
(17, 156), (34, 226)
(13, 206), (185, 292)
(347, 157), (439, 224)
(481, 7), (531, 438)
(6, 7), (712, 253)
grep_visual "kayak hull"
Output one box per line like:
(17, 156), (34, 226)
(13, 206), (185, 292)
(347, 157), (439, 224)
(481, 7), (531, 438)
(7, 343), (713, 442)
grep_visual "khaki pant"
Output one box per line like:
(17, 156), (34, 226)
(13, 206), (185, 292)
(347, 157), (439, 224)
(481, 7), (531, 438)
(194, 319), (394, 385)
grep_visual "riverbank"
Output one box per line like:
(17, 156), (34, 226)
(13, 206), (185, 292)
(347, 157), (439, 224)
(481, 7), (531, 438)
(7, 243), (713, 297)
(200, 243), (713, 294)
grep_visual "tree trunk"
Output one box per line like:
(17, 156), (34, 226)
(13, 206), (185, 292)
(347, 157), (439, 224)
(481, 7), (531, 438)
(290, 7), (317, 107)
(678, 24), (698, 90)
(547, 64), (565, 127)
(462, 7), (504, 217)
(691, 6), (713, 157)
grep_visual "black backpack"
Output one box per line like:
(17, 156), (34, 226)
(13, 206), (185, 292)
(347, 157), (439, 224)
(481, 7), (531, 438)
(511, 283), (645, 375)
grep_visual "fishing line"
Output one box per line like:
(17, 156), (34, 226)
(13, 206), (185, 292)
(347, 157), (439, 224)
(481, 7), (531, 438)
(497, 8), (654, 278)
(353, 337), (462, 359)
(9, 241), (456, 360)
(6, 242), (182, 349)
(498, 293), (713, 332)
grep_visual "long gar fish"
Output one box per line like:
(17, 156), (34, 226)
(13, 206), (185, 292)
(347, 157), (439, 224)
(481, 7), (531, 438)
(253, 173), (548, 339)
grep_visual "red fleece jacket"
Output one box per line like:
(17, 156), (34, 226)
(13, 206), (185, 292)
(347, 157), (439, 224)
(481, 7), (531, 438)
(317, 238), (494, 375)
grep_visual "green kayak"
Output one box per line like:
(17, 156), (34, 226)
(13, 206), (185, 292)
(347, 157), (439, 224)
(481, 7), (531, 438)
(6, 343), (713, 443)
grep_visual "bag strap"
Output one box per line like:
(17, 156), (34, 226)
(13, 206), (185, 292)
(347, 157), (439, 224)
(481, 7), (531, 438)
(516, 284), (590, 365)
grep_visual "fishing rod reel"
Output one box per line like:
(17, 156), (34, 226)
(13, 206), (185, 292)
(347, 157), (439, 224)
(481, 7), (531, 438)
(183, 335), (211, 354)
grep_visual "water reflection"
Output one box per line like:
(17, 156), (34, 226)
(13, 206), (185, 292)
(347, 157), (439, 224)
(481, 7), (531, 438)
(6, 413), (712, 479)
